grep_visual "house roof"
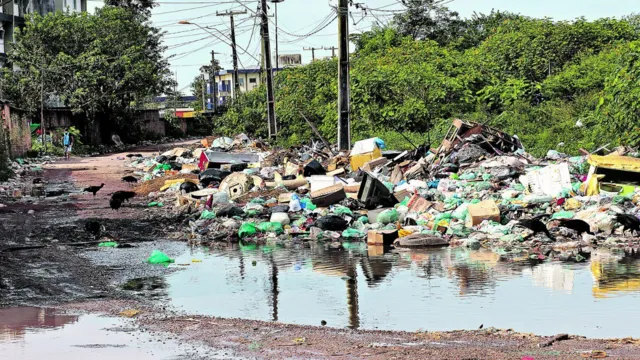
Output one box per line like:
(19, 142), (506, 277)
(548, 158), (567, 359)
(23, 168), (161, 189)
(214, 68), (283, 76)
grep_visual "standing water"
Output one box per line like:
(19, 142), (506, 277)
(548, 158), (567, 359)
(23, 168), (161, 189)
(166, 244), (640, 338)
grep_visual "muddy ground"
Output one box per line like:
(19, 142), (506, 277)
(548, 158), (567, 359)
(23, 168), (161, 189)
(2, 142), (640, 359)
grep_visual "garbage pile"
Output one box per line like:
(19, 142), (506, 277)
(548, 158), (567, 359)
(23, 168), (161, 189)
(125, 123), (640, 263)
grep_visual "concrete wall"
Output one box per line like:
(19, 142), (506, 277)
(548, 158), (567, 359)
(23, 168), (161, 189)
(138, 109), (165, 138)
(2, 105), (31, 158)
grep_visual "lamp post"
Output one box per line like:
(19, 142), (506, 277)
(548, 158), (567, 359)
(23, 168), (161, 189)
(269, 0), (284, 70)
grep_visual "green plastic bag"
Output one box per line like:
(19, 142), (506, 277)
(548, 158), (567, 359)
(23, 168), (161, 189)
(482, 173), (492, 181)
(475, 181), (492, 191)
(200, 210), (216, 220)
(147, 250), (174, 264)
(399, 197), (410, 206)
(250, 198), (266, 204)
(257, 222), (284, 234)
(459, 173), (475, 180)
(450, 173), (460, 180)
(358, 215), (369, 224)
(376, 209), (399, 224)
(342, 228), (365, 238)
(98, 242), (118, 247)
(333, 205), (353, 216)
(292, 216), (307, 227)
(148, 201), (164, 207)
(238, 223), (258, 238)
(551, 211), (574, 219)
(300, 198), (317, 210)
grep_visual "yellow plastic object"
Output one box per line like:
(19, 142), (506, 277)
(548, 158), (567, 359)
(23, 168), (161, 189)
(350, 147), (383, 171)
(398, 229), (414, 238)
(160, 178), (187, 191)
(587, 155), (640, 172)
(583, 174), (605, 196)
(564, 198), (582, 211)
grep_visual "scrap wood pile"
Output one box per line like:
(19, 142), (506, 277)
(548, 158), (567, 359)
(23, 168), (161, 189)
(121, 121), (640, 263)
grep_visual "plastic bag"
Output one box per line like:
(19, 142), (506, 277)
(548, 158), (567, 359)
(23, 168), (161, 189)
(552, 211), (574, 219)
(475, 181), (492, 191)
(376, 209), (399, 224)
(147, 250), (174, 264)
(315, 216), (348, 231)
(459, 173), (476, 180)
(451, 203), (470, 220)
(238, 223), (258, 238)
(200, 210), (216, 220)
(358, 215), (369, 224)
(333, 205), (353, 216)
(258, 222), (284, 234)
(342, 228), (365, 238)
(300, 198), (317, 210)
(98, 242), (118, 247)
(289, 194), (302, 212)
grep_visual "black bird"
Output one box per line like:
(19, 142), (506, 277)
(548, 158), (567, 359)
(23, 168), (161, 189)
(32, 178), (43, 184)
(121, 176), (138, 184)
(83, 183), (105, 197)
(557, 219), (594, 235)
(180, 181), (199, 194)
(517, 217), (555, 240)
(84, 220), (104, 238)
(616, 214), (640, 233)
(478, 324), (483, 329)
(111, 191), (136, 203)
(125, 153), (143, 158)
(110, 197), (122, 211)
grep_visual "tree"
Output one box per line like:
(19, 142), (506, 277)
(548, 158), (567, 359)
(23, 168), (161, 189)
(104, 0), (155, 16)
(392, 0), (465, 45)
(3, 4), (174, 142)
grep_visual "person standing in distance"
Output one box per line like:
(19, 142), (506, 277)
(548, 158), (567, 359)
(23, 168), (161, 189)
(62, 127), (74, 160)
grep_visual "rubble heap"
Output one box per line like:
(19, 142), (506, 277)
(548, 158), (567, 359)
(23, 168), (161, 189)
(123, 122), (640, 263)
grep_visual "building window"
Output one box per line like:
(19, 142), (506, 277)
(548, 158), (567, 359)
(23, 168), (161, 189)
(239, 78), (244, 87)
(249, 78), (257, 84)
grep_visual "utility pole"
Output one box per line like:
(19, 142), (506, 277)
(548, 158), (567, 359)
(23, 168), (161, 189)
(40, 62), (45, 152)
(260, 0), (277, 137)
(324, 46), (338, 58)
(210, 50), (217, 113)
(217, 10), (247, 99)
(201, 74), (206, 111)
(337, 0), (350, 150)
(304, 47), (323, 61)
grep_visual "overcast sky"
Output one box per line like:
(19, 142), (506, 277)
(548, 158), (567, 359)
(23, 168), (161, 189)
(110, 0), (638, 92)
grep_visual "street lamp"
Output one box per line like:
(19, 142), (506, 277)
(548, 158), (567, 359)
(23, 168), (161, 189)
(269, 0), (284, 70)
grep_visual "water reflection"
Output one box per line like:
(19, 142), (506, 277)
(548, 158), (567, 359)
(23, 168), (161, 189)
(167, 244), (640, 337)
(0, 307), (78, 341)
(591, 250), (640, 298)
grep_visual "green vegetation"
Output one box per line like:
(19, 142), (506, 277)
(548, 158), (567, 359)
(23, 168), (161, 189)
(1, 0), (173, 142)
(215, 0), (640, 156)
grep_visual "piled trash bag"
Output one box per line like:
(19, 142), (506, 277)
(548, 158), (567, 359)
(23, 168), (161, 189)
(122, 123), (640, 263)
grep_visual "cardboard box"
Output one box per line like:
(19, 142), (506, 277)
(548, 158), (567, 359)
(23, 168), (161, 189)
(350, 138), (383, 170)
(367, 229), (398, 246)
(465, 200), (500, 227)
(181, 163), (199, 172)
(278, 193), (293, 203)
(361, 157), (388, 172)
(344, 184), (361, 193)
(407, 194), (432, 213)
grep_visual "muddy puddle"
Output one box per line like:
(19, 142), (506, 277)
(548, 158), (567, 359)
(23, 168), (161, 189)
(165, 244), (640, 338)
(0, 307), (230, 359)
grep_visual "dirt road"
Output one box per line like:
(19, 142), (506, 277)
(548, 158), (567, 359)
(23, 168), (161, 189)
(2, 142), (640, 359)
